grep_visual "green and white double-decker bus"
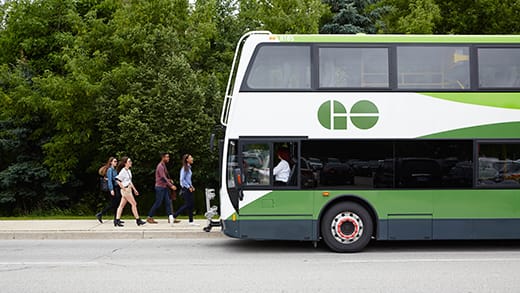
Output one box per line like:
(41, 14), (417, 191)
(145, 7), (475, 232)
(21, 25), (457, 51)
(218, 31), (520, 252)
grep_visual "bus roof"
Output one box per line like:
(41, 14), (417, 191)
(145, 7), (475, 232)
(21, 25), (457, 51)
(266, 33), (520, 44)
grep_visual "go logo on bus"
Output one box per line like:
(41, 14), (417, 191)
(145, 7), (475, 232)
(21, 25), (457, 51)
(318, 100), (379, 130)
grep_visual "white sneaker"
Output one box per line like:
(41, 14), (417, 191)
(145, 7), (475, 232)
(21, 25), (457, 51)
(188, 222), (200, 226)
(168, 215), (174, 226)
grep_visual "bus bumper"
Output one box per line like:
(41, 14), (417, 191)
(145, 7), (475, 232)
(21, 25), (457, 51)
(221, 219), (240, 238)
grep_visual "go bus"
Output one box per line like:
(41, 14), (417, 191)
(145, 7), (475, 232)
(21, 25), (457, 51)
(217, 31), (520, 252)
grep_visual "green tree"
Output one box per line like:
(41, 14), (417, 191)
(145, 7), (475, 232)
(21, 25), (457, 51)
(0, 0), (94, 215)
(320, 0), (388, 34)
(0, 117), (55, 215)
(436, 0), (520, 34)
(376, 0), (520, 34)
(375, 0), (441, 33)
(93, 0), (220, 213)
(396, 0), (440, 33)
(239, 0), (328, 33)
(0, 0), (109, 185)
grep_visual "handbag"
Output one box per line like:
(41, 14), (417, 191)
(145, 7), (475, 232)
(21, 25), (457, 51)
(165, 167), (177, 200)
(169, 188), (177, 201)
(100, 177), (108, 192)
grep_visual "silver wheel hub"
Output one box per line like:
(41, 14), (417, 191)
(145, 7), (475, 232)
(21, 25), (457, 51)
(330, 211), (363, 243)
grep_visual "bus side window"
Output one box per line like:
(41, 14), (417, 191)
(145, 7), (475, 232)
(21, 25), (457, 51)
(478, 143), (520, 186)
(243, 143), (271, 186)
(245, 45), (311, 90)
(319, 47), (389, 88)
(227, 140), (238, 188)
(478, 48), (520, 88)
(397, 46), (470, 89)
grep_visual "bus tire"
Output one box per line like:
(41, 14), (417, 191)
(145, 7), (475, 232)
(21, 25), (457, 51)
(321, 202), (373, 252)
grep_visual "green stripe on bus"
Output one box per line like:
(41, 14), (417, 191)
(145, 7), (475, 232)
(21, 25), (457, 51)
(421, 121), (520, 138)
(236, 189), (520, 221)
(279, 35), (520, 44)
(424, 92), (520, 110)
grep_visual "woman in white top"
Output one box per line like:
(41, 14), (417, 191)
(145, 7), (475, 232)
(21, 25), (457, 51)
(114, 157), (145, 226)
(273, 148), (292, 186)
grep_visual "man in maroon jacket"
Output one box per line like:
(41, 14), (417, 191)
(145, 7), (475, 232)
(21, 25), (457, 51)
(147, 153), (180, 224)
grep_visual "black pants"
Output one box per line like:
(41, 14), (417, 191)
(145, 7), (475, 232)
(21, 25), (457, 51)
(274, 180), (287, 186)
(99, 186), (122, 220)
(174, 188), (194, 222)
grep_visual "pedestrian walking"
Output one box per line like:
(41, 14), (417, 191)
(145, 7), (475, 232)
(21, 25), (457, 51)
(95, 157), (122, 223)
(147, 152), (180, 225)
(173, 154), (198, 225)
(114, 157), (146, 227)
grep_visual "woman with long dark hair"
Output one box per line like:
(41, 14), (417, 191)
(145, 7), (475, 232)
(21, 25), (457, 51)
(114, 157), (146, 226)
(95, 157), (122, 223)
(172, 154), (197, 225)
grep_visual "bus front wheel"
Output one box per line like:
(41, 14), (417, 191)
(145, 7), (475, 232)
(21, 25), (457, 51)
(321, 202), (373, 252)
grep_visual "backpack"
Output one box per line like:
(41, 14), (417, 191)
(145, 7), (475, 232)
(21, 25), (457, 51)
(99, 177), (109, 192)
(98, 165), (109, 192)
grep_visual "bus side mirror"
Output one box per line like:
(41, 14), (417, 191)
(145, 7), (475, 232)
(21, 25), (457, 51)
(233, 168), (244, 201)
(209, 133), (216, 151)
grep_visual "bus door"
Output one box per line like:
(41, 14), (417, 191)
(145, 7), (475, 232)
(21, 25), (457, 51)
(236, 139), (315, 240)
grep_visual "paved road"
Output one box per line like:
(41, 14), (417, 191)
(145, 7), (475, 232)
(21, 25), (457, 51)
(1, 239), (520, 293)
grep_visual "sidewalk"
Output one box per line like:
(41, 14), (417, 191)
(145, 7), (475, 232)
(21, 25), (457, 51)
(0, 218), (223, 240)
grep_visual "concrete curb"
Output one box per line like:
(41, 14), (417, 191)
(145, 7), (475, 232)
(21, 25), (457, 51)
(0, 230), (224, 240)
(0, 219), (225, 240)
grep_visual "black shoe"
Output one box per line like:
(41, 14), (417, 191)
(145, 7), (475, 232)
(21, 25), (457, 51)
(114, 219), (124, 227)
(120, 220), (125, 224)
(136, 218), (146, 226)
(96, 213), (103, 223)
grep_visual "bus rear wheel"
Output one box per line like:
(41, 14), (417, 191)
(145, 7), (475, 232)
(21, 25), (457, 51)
(321, 202), (373, 252)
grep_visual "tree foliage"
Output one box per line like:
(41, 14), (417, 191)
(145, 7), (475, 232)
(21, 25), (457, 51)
(369, 0), (440, 33)
(239, 0), (328, 33)
(435, 0), (520, 34)
(375, 0), (520, 34)
(320, 0), (388, 34)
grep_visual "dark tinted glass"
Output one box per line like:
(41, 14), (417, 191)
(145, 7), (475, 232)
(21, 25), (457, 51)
(478, 143), (520, 187)
(395, 141), (473, 188)
(301, 140), (393, 189)
(301, 140), (473, 189)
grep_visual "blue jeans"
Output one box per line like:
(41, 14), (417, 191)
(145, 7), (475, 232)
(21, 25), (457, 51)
(174, 188), (194, 222)
(148, 187), (172, 217)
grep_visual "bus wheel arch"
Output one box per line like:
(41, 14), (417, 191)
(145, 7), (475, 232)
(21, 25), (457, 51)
(318, 196), (378, 252)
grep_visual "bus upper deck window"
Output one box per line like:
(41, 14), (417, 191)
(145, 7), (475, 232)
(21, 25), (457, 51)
(319, 47), (389, 88)
(478, 48), (520, 88)
(245, 45), (311, 90)
(397, 46), (470, 90)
